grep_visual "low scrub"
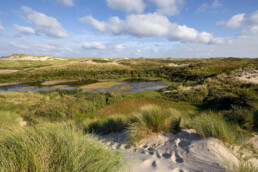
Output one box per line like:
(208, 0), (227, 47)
(84, 116), (131, 134)
(128, 106), (181, 144)
(0, 124), (124, 172)
(190, 112), (242, 144)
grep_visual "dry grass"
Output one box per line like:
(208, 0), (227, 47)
(80, 81), (125, 90)
(95, 98), (193, 118)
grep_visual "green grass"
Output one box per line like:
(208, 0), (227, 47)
(0, 124), (124, 172)
(189, 112), (243, 144)
(0, 110), (21, 127)
(127, 105), (181, 144)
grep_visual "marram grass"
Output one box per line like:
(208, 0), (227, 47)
(190, 112), (242, 144)
(128, 105), (181, 144)
(0, 124), (124, 172)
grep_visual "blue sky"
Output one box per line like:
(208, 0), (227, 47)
(0, 0), (258, 58)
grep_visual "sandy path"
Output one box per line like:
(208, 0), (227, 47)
(99, 129), (239, 172)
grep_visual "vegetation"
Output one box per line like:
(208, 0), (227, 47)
(0, 124), (124, 172)
(189, 112), (242, 144)
(128, 106), (181, 144)
(0, 55), (257, 170)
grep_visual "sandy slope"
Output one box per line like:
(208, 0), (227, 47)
(99, 129), (239, 172)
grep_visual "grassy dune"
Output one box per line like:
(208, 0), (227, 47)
(0, 124), (124, 172)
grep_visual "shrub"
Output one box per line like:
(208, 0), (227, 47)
(128, 106), (181, 144)
(84, 116), (131, 134)
(190, 112), (242, 144)
(0, 124), (124, 172)
(253, 110), (258, 131)
(223, 107), (247, 127)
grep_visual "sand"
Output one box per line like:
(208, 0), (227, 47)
(0, 70), (19, 74)
(1, 54), (66, 61)
(236, 70), (258, 84)
(41, 80), (78, 86)
(99, 129), (240, 172)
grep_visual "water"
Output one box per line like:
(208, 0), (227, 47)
(0, 79), (169, 92)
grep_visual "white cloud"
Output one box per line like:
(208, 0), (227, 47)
(136, 49), (143, 54)
(148, 0), (184, 16)
(82, 42), (106, 50)
(105, 0), (145, 13)
(0, 20), (4, 31)
(125, 13), (171, 37)
(115, 44), (124, 51)
(249, 10), (258, 24)
(211, 0), (222, 9)
(81, 13), (214, 43)
(56, 0), (74, 6)
(8, 42), (28, 49)
(22, 6), (69, 38)
(14, 24), (35, 35)
(225, 13), (245, 28)
(196, 3), (209, 14)
(155, 43), (163, 47)
(79, 15), (106, 32)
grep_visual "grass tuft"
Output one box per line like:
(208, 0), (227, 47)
(127, 106), (181, 144)
(190, 112), (242, 144)
(0, 124), (124, 172)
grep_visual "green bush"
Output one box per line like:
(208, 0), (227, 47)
(0, 124), (124, 172)
(85, 116), (129, 134)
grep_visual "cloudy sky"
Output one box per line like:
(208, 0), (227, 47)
(0, 0), (257, 58)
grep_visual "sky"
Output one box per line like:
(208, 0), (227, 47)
(0, 0), (258, 58)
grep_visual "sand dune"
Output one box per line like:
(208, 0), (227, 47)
(99, 129), (239, 172)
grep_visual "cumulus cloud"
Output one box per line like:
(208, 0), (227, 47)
(0, 20), (4, 31)
(148, 0), (184, 16)
(225, 13), (246, 28)
(211, 0), (222, 9)
(21, 6), (69, 38)
(56, 0), (75, 6)
(80, 13), (214, 43)
(218, 11), (258, 33)
(82, 42), (106, 49)
(115, 44), (124, 51)
(105, 0), (145, 13)
(79, 15), (106, 32)
(196, 3), (209, 14)
(14, 24), (35, 35)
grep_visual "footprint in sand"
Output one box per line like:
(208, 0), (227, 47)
(171, 152), (184, 163)
(142, 159), (157, 169)
(162, 153), (172, 159)
(170, 167), (188, 172)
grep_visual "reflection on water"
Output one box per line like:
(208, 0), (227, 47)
(0, 79), (169, 92)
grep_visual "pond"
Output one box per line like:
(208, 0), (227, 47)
(0, 79), (170, 92)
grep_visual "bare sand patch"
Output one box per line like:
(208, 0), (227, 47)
(167, 63), (189, 67)
(0, 70), (19, 74)
(1, 54), (66, 61)
(15, 86), (35, 91)
(80, 81), (125, 90)
(236, 70), (258, 84)
(99, 129), (241, 172)
(41, 80), (78, 86)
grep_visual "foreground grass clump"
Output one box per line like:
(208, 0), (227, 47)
(128, 106), (181, 144)
(190, 112), (242, 144)
(0, 124), (124, 172)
